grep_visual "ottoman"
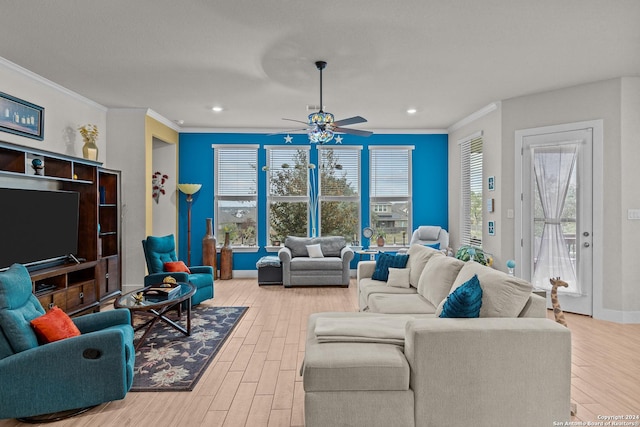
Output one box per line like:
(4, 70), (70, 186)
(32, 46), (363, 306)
(257, 256), (282, 285)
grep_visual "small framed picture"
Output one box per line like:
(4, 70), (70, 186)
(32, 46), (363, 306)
(0, 92), (44, 140)
(488, 220), (496, 236)
(488, 176), (495, 191)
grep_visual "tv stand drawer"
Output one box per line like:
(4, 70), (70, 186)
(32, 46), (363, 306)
(37, 291), (67, 312)
(66, 280), (97, 313)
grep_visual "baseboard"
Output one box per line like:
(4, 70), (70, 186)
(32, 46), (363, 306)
(228, 270), (257, 279)
(593, 307), (640, 324)
(221, 269), (358, 279)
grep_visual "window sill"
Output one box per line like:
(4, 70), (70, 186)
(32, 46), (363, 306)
(265, 246), (283, 253)
(371, 245), (410, 251)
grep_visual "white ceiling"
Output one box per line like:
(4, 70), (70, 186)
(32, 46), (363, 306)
(1, 0), (639, 132)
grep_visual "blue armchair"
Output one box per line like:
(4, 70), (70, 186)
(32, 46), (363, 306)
(0, 264), (135, 420)
(142, 234), (214, 306)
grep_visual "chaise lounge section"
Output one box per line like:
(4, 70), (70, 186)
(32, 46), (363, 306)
(302, 244), (572, 426)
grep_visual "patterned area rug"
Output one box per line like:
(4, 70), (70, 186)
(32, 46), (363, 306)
(131, 306), (248, 392)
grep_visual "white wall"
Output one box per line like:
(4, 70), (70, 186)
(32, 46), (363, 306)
(620, 77), (640, 314)
(106, 108), (148, 293)
(0, 58), (107, 161)
(152, 137), (177, 237)
(450, 77), (640, 322)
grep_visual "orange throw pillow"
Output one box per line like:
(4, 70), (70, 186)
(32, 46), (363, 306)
(163, 261), (191, 273)
(30, 306), (81, 344)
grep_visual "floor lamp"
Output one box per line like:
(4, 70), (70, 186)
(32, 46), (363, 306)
(178, 183), (202, 266)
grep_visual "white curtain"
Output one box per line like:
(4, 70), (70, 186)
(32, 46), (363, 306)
(531, 144), (579, 294)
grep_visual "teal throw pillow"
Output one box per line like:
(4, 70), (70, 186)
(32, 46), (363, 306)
(424, 243), (440, 250)
(439, 274), (483, 318)
(372, 253), (409, 282)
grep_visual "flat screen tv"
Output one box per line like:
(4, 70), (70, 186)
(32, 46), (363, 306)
(0, 187), (80, 271)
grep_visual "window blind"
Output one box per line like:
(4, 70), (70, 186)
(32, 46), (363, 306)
(215, 147), (258, 197)
(267, 146), (309, 197)
(319, 147), (360, 197)
(370, 147), (412, 197)
(460, 136), (483, 245)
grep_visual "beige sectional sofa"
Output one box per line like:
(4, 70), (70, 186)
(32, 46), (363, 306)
(357, 244), (546, 318)
(302, 244), (572, 427)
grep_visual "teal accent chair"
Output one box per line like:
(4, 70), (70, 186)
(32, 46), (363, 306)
(142, 234), (214, 306)
(0, 264), (135, 420)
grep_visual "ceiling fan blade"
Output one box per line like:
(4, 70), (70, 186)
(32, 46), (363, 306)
(333, 116), (367, 127)
(267, 128), (309, 136)
(282, 118), (310, 125)
(333, 127), (373, 137)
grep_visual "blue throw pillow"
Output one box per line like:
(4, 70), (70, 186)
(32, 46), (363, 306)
(439, 274), (483, 318)
(424, 243), (440, 250)
(372, 253), (409, 281)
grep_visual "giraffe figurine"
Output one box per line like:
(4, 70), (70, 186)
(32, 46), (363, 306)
(549, 277), (569, 327)
(549, 277), (577, 416)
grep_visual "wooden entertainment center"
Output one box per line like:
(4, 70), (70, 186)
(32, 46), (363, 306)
(0, 140), (121, 315)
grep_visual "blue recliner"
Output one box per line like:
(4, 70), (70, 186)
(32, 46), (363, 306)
(0, 264), (135, 420)
(142, 234), (214, 306)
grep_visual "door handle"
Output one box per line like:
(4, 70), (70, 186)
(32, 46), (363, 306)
(583, 242), (590, 248)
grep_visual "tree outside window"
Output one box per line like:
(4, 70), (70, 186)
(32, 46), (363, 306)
(319, 147), (360, 241)
(266, 147), (360, 241)
(267, 148), (309, 242)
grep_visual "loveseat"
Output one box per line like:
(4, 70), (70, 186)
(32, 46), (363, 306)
(278, 236), (354, 287)
(302, 244), (572, 426)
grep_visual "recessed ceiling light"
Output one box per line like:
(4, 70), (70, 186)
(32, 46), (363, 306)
(211, 106), (224, 112)
(406, 108), (417, 114)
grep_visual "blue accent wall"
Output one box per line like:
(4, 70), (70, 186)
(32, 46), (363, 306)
(178, 132), (448, 271)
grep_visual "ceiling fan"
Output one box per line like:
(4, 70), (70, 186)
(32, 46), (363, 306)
(279, 61), (373, 144)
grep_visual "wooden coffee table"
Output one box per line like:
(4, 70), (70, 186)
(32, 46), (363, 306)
(114, 283), (196, 350)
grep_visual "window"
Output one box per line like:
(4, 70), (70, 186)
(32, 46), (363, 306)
(369, 146), (413, 245)
(265, 146), (310, 241)
(459, 133), (483, 246)
(213, 145), (258, 246)
(318, 146), (361, 242)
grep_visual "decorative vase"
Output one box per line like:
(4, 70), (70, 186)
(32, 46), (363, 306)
(220, 232), (233, 280)
(376, 235), (385, 247)
(82, 139), (99, 161)
(202, 218), (217, 279)
(31, 158), (43, 175)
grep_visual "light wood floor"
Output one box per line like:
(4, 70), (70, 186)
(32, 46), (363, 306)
(3, 278), (640, 426)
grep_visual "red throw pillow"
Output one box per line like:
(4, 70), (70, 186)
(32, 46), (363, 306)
(163, 261), (191, 273)
(31, 306), (81, 344)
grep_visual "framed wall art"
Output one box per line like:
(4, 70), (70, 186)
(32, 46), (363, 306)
(487, 175), (495, 191)
(0, 92), (44, 140)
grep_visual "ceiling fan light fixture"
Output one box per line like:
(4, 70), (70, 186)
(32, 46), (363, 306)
(308, 127), (334, 144)
(308, 111), (335, 143)
(277, 60), (371, 143)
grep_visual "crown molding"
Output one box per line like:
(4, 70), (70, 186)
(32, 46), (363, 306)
(448, 102), (500, 133)
(146, 109), (181, 132)
(180, 127), (447, 134)
(0, 56), (107, 112)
